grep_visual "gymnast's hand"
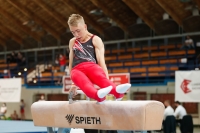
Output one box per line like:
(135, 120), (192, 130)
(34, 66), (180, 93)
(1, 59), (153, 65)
(69, 84), (78, 97)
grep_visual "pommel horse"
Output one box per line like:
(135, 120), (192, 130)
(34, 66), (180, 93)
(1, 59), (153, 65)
(31, 90), (164, 133)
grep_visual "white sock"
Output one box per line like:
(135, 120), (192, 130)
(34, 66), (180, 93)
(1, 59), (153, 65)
(96, 100), (106, 104)
(115, 98), (123, 101)
(116, 83), (131, 93)
(97, 86), (112, 98)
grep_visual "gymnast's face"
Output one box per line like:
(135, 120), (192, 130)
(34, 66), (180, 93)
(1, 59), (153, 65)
(70, 22), (87, 41)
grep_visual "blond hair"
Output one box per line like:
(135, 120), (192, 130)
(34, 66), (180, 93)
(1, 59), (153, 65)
(68, 14), (85, 26)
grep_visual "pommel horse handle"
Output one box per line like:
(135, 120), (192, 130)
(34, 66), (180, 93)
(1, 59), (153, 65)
(69, 90), (90, 104)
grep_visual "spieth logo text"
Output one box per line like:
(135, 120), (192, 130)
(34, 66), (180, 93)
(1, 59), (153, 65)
(65, 114), (74, 124)
(65, 114), (101, 124)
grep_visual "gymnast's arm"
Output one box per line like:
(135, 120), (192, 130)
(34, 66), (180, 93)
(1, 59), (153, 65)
(93, 36), (109, 79)
(68, 38), (77, 96)
(68, 38), (75, 75)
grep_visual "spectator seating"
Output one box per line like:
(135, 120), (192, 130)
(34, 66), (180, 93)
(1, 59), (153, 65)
(104, 43), (196, 85)
(28, 66), (66, 86)
(26, 43), (196, 86)
(0, 61), (18, 78)
(0, 59), (5, 63)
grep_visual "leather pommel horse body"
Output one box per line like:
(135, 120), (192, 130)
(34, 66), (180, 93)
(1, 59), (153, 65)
(31, 100), (164, 131)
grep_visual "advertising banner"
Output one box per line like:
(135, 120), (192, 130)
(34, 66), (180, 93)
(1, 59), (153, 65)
(62, 73), (130, 94)
(175, 71), (200, 102)
(0, 78), (21, 102)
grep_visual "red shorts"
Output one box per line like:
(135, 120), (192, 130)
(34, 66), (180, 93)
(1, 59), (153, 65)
(20, 109), (24, 114)
(71, 62), (123, 101)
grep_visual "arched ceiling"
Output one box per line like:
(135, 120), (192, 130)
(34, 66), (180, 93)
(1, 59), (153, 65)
(0, 0), (199, 51)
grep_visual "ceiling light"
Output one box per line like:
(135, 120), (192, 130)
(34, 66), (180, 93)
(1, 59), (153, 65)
(23, 20), (34, 26)
(97, 17), (111, 23)
(18, 72), (21, 76)
(89, 9), (103, 15)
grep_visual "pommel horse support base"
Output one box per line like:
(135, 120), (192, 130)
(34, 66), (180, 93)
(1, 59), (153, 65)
(31, 101), (164, 131)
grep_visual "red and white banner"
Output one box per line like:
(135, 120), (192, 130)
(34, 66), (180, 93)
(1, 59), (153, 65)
(62, 73), (130, 94)
(0, 78), (21, 102)
(175, 71), (200, 102)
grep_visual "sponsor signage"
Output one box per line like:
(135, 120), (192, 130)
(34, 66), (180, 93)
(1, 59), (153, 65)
(0, 78), (21, 102)
(62, 73), (130, 93)
(175, 71), (200, 102)
(65, 114), (101, 125)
